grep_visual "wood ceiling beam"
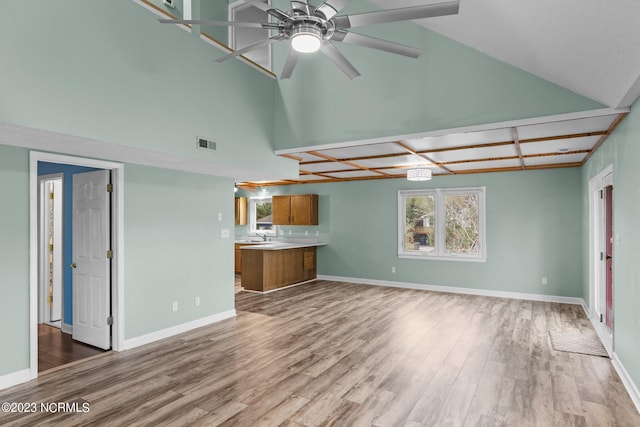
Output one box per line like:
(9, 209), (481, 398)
(307, 151), (393, 177)
(281, 153), (304, 162)
(581, 112), (628, 165)
(394, 141), (454, 174)
(520, 130), (607, 144)
(512, 128), (526, 170)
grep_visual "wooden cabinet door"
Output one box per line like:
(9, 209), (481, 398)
(272, 195), (291, 225)
(235, 197), (247, 225)
(291, 195), (318, 225)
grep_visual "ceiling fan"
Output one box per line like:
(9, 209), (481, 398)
(159, 0), (459, 79)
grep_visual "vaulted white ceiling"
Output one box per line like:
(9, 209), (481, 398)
(369, 0), (640, 108)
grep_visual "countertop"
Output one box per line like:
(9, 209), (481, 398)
(235, 238), (327, 251)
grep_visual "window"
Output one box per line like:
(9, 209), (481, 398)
(249, 197), (275, 235)
(228, 0), (271, 71)
(398, 187), (486, 261)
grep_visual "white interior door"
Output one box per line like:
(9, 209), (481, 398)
(72, 170), (111, 350)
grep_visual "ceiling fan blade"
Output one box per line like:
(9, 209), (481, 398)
(315, 0), (352, 20)
(214, 35), (284, 63)
(335, 0), (459, 29)
(291, 1), (314, 15)
(158, 18), (266, 28)
(320, 42), (360, 79)
(281, 50), (301, 79)
(332, 31), (421, 58)
(243, 0), (290, 21)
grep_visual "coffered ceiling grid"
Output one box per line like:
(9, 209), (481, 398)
(238, 112), (627, 188)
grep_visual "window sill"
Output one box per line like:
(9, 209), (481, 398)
(398, 253), (487, 263)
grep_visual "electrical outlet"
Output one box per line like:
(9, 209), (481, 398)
(217, 212), (222, 222)
(288, 230), (292, 235)
(315, 230), (319, 236)
(305, 230), (309, 236)
(172, 301), (178, 312)
(195, 296), (201, 306)
(392, 266), (396, 273)
(541, 277), (548, 285)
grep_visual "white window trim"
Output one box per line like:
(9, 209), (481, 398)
(228, 0), (272, 71)
(398, 187), (486, 262)
(249, 196), (276, 236)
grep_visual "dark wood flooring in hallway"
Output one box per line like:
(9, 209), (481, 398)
(38, 324), (106, 372)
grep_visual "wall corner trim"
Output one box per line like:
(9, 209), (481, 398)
(122, 309), (237, 350)
(0, 369), (33, 391)
(611, 353), (640, 415)
(316, 275), (586, 305)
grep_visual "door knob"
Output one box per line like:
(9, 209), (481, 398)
(70, 263), (77, 269)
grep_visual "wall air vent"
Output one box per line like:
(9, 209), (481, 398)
(197, 137), (217, 151)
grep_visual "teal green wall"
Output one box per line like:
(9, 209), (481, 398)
(124, 165), (235, 339)
(582, 102), (640, 394)
(0, 146), (30, 376)
(272, 0), (603, 150)
(0, 0), (294, 179)
(250, 167), (583, 297)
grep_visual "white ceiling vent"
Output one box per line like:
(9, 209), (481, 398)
(197, 137), (216, 151)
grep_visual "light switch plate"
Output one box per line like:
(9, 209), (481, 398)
(220, 229), (230, 238)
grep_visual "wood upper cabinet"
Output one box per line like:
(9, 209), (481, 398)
(235, 197), (247, 225)
(272, 194), (318, 225)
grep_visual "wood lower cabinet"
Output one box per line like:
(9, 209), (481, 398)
(235, 242), (262, 274)
(241, 247), (317, 292)
(272, 194), (318, 225)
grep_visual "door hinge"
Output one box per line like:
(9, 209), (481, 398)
(107, 184), (113, 193)
(600, 252), (604, 261)
(600, 189), (603, 199)
(107, 316), (113, 326)
(599, 313), (603, 323)
(49, 192), (54, 199)
(107, 250), (113, 259)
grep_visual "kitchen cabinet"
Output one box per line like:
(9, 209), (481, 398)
(235, 197), (247, 225)
(272, 194), (318, 225)
(241, 246), (317, 292)
(235, 242), (262, 273)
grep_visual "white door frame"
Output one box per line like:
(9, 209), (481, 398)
(588, 163), (613, 354)
(29, 151), (125, 380)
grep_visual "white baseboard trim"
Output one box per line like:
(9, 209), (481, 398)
(0, 369), (33, 391)
(611, 353), (640, 414)
(317, 275), (586, 305)
(122, 309), (236, 351)
(61, 323), (73, 335)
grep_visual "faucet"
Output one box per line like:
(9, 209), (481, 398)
(258, 233), (268, 241)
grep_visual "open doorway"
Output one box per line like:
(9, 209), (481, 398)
(589, 165), (614, 354)
(29, 152), (124, 379)
(36, 164), (112, 371)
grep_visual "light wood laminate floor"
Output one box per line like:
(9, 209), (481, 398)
(1, 280), (639, 426)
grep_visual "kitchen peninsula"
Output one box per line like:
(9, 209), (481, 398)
(239, 240), (326, 293)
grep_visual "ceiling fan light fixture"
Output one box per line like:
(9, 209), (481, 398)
(407, 167), (432, 181)
(291, 25), (322, 53)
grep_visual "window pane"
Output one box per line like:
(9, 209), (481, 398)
(405, 195), (435, 253)
(254, 200), (273, 232)
(444, 193), (479, 255)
